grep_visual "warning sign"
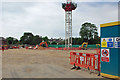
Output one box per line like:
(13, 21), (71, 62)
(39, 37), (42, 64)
(101, 38), (107, 47)
(115, 37), (120, 48)
(101, 49), (110, 62)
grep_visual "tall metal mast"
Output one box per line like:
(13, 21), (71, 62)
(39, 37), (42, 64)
(62, 0), (77, 48)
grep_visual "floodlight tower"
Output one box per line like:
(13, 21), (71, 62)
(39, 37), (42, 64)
(62, 0), (77, 48)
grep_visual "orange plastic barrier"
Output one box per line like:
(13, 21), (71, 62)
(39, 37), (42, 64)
(45, 47), (81, 50)
(12, 46), (19, 49)
(56, 47), (81, 50)
(26, 47), (29, 49)
(45, 47), (56, 50)
(0, 47), (8, 50)
(70, 52), (100, 71)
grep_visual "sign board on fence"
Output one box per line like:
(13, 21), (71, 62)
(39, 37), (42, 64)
(101, 38), (107, 47)
(80, 56), (84, 61)
(115, 37), (120, 48)
(101, 49), (110, 62)
(107, 38), (114, 48)
(76, 53), (79, 55)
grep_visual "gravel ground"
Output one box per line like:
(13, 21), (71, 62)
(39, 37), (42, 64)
(2, 49), (102, 78)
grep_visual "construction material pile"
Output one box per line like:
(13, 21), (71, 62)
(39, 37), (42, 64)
(37, 46), (45, 50)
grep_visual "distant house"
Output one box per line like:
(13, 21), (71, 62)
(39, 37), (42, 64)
(0, 37), (7, 45)
(49, 38), (63, 44)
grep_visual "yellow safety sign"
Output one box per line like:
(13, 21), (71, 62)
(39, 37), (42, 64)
(101, 38), (107, 47)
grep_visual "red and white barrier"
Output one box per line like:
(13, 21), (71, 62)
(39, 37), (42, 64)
(69, 51), (100, 71)
(12, 46), (19, 49)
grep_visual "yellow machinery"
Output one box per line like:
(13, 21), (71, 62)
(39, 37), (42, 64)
(96, 44), (100, 48)
(81, 42), (88, 50)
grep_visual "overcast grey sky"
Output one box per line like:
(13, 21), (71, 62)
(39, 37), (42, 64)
(1, 0), (119, 40)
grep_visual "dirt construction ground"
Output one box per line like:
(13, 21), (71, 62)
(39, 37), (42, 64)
(2, 49), (103, 78)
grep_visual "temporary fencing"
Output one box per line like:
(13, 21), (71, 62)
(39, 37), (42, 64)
(39, 47), (82, 50)
(69, 51), (100, 71)
(55, 47), (81, 50)
(0, 46), (8, 50)
(4, 47), (8, 50)
(48, 45), (100, 48)
(45, 47), (56, 50)
(12, 46), (19, 49)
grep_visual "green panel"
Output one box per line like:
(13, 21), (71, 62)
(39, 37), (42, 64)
(48, 45), (100, 48)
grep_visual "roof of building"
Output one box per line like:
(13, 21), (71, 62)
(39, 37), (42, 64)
(0, 37), (6, 41)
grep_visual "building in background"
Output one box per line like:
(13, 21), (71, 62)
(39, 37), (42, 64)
(0, 37), (7, 45)
(0, 37), (8, 50)
(49, 38), (64, 45)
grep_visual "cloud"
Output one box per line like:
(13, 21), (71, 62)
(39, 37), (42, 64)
(72, 2), (118, 37)
(2, 2), (65, 39)
(2, 0), (120, 2)
(1, 2), (118, 39)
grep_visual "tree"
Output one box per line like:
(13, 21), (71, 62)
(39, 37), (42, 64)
(51, 41), (57, 45)
(6, 37), (14, 44)
(79, 22), (98, 42)
(94, 37), (100, 44)
(42, 36), (48, 42)
(6, 37), (19, 45)
(20, 32), (34, 45)
(13, 39), (19, 44)
(72, 37), (83, 45)
(31, 35), (42, 45)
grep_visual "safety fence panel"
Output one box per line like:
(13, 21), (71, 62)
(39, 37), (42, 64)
(56, 47), (82, 50)
(0, 47), (8, 50)
(69, 52), (100, 71)
(12, 46), (19, 49)
(45, 47), (56, 50)
(70, 52), (77, 65)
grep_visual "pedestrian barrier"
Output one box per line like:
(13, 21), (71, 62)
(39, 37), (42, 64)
(26, 46), (33, 49)
(4, 47), (8, 50)
(45, 47), (56, 50)
(56, 48), (63, 50)
(44, 47), (82, 50)
(0, 46), (8, 50)
(26, 46), (99, 51)
(69, 51), (100, 71)
(12, 46), (19, 49)
(55, 47), (82, 50)
(26, 47), (29, 49)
